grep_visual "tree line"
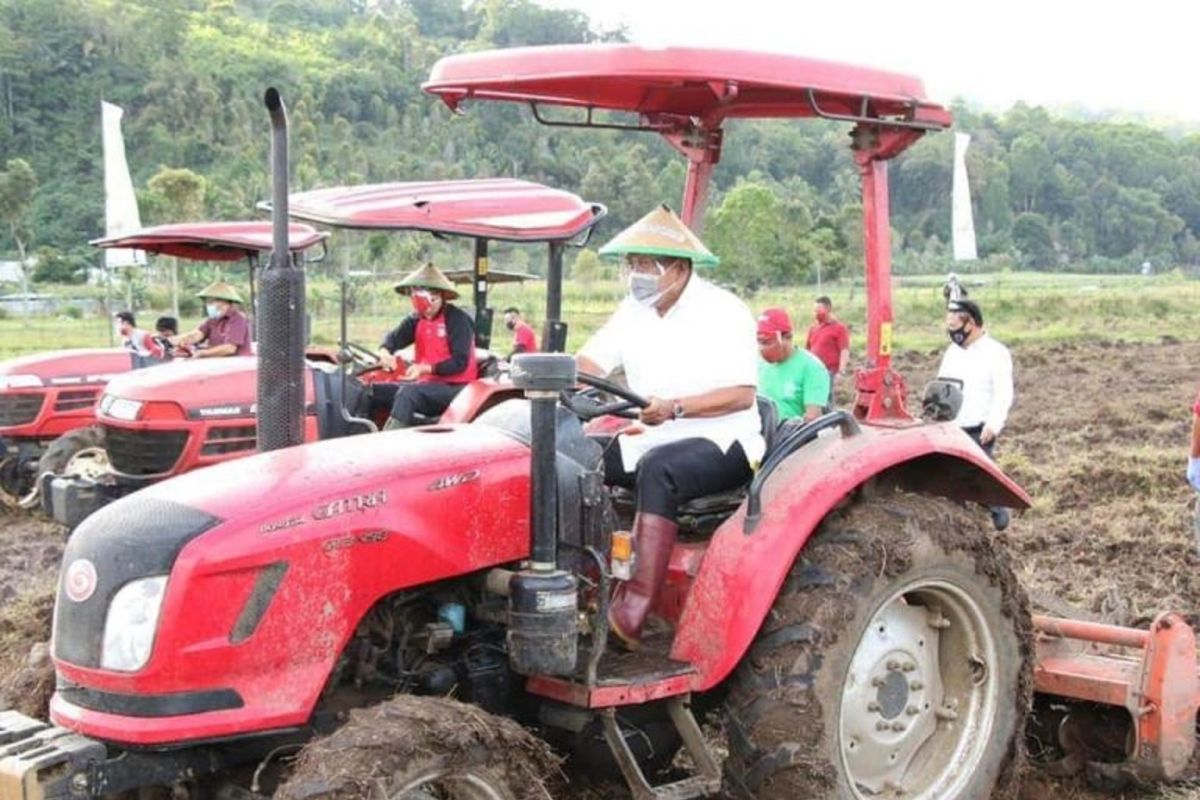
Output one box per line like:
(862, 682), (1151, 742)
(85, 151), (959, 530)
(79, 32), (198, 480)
(1, 0), (1198, 290)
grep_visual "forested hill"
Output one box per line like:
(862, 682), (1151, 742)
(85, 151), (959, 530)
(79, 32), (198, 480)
(2, 0), (1199, 287)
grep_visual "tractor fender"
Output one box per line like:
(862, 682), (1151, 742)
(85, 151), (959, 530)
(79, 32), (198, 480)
(671, 421), (1030, 689)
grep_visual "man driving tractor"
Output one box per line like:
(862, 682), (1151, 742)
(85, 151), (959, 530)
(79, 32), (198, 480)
(576, 205), (762, 649)
(168, 280), (252, 358)
(376, 263), (477, 429)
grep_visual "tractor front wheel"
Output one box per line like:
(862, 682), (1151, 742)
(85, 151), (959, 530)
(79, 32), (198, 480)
(35, 426), (108, 490)
(276, 695), (562, 800)
(724, 490), (1031, 799)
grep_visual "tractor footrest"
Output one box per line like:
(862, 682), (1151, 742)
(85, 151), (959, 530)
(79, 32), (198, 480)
(602, 695), (721, 800)
(0, 710), (106, 800)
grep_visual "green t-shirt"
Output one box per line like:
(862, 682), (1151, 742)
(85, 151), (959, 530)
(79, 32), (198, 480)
(758, 348), (831, 420)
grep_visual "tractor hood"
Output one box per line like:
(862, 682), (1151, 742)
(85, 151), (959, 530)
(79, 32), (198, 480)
(101, 357), (316, 418)
(53, 423), (533, 682)
(0, 349), (132, 387)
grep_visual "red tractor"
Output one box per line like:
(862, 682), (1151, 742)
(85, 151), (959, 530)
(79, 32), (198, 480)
(0, 46), (1195, 800)
(0, 222), (326, 510)
(41, 185), (604, 529)
(0, 349), (133, 509)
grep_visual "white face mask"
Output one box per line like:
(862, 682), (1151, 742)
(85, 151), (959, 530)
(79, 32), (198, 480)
(626, 260), (679, 307)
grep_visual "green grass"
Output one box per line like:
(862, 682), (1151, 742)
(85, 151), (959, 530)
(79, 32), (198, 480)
(3, 271), (1200, 361)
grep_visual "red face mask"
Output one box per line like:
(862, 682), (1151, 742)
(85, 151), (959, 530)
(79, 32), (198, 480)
(815, 307), (829, 323)
(410, 290), (436, 317)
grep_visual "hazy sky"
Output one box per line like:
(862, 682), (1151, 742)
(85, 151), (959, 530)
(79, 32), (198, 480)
(539, 0), (1199, 122)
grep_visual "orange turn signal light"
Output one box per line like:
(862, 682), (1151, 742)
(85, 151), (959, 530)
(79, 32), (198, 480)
(611, 531), (634, 562)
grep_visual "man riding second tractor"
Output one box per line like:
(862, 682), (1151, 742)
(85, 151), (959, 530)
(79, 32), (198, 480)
(113, 311), (166, 368)
(168, 281), (252, 358)
(576, 204), (762, 649)
(376, 263), (476, 428)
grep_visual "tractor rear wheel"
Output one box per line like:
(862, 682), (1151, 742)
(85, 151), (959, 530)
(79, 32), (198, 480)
(724, 490), (1031, 799)
(276, 695), (562, 800)
(36, 425), (108, 488)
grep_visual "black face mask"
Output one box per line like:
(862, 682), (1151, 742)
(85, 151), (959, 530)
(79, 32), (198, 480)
(948, 325), (970, 347)
(505, 320), (516, 331)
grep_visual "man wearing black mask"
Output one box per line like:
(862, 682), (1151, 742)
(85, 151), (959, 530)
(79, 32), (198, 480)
(936, 298), (1014, 530)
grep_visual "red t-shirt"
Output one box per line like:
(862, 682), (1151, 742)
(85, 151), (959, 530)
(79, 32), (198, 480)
(1193, 389), (1200, 416)
(513, 321), (538, 354)
(806, 319), (850, 372)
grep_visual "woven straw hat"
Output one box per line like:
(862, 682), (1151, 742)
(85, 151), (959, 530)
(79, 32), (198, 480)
(598, 204), (719, 267)
(393, 263), (460, 300)
(197, 280), (243, 304)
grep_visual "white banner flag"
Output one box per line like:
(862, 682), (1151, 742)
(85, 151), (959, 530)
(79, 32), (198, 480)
(952, 132), (978, 262)
(101, 101), (145, 269)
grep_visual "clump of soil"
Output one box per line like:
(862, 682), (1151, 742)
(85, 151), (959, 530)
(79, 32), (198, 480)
(0, 511), (62, 718)
(278, 694), (564, 800)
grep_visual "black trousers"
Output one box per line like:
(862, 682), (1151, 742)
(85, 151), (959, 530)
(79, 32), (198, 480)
(602, 437), (752, 521)
(383, 382), (465, 427)
(962, 424), (995, 458)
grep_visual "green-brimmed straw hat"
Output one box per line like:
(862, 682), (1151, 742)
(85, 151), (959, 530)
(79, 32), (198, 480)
(197, 280), (243, 304)
(393, 262), (460, 300)
(598, 204), (719, 268)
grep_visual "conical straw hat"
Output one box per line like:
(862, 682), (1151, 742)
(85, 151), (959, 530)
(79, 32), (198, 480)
(196, 280), (244, 304)
(598, 204), (719, 267)
(393, 262), (460, 300)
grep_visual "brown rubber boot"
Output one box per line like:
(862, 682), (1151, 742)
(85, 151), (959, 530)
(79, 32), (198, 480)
(608, 512), (678, 650)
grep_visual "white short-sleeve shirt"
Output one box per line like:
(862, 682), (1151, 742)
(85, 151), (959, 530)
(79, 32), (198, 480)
(579, 275), (764, 472)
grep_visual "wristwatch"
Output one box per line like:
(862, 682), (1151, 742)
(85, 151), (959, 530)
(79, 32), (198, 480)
(672, 401), (685, 420)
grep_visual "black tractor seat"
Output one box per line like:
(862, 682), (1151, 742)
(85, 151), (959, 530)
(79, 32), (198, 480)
(610, 397), (781, 535)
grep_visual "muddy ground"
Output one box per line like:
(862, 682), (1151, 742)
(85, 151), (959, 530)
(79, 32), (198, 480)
(1, 338), (1199, 797)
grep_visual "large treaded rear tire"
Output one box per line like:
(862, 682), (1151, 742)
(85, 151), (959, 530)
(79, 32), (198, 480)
(723, 490), (1032, 799)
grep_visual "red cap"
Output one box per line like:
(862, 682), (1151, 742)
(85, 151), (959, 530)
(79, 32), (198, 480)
(757, 308), (792, 337)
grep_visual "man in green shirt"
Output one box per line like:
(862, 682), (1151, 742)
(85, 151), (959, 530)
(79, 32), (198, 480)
(757, 307), (830, 422)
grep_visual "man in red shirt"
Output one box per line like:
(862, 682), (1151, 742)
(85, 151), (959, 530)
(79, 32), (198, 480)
(169, 281), (252, 358)
(805, 295), (850, 403)
(502, 306), (538, 359)
(376, 263), (476, 428)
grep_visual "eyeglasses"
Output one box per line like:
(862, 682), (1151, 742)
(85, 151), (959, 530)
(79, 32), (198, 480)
(622, 255), (669, 275)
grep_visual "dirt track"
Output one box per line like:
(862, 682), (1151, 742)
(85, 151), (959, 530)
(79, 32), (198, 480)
(0, 339), (1198, 797)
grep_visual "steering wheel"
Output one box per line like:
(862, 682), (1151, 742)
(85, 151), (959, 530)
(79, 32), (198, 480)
(561, 373), (651, 421)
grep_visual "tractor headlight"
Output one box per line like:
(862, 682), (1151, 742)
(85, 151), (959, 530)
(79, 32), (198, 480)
(0, 374), (42, 389)
(102, 395), (143, 421)
(101, 576), (168, 672)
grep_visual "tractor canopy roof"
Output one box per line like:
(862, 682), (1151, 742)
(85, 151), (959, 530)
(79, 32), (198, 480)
(90, 222), (328, 261)
(441, 268), (536, 285)
(423, 44), (952, 133)
(267, 179), (606, 244)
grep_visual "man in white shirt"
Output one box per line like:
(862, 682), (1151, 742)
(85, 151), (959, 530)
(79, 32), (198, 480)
(937, 298), (1014, 530)
(577, 205), (762, 649)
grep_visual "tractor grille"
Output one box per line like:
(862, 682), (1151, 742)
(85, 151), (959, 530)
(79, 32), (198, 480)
(201, 425), (257, 457)
(104, 426), (188, 476)
(0, 394), (44, 426)
(53, 389), (99, 413)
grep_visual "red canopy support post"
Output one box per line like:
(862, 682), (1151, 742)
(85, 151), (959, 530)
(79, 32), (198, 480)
(851, 125), (925, 425)
(681, 159), (715, 234)
(663, 127), (723, 234)
(859, 156), (892, 372)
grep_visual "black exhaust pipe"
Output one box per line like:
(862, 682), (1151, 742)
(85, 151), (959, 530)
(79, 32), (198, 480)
(257, 88), (306, 453)
(506, 353), (579, 677)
